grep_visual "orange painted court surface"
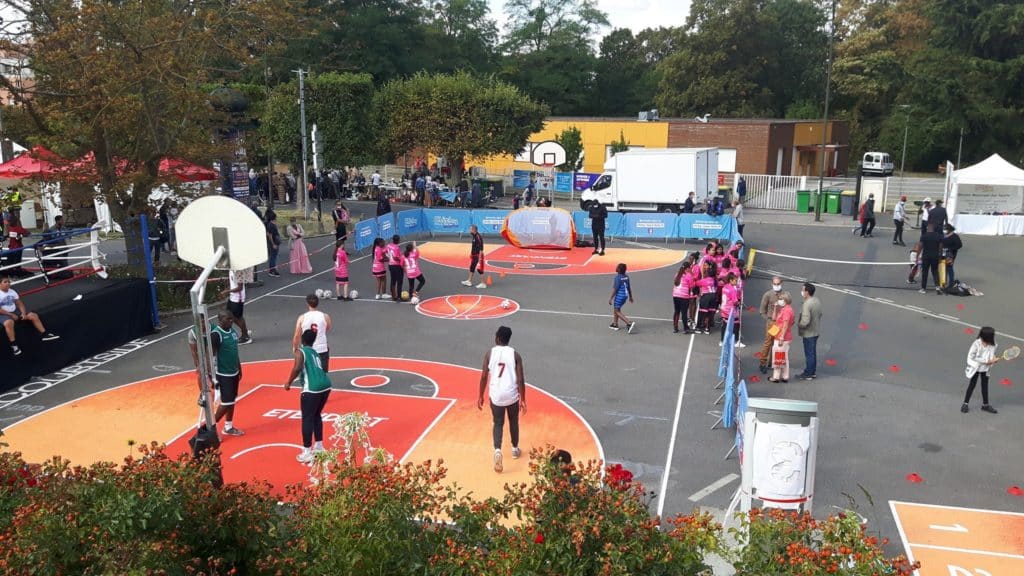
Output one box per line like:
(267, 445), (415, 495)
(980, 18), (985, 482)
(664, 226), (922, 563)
(415, 295), (520, 320)
(2, 357), (602, 501)
(890, 501), (1024, 575)
(417, 241), (682, 275)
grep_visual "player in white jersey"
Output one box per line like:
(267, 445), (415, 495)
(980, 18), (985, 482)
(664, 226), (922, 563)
(477, 326), (526, 473)
(292, 293), (332, 371)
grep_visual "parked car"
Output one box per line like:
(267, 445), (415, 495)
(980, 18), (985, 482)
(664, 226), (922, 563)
(862, 151), (894, 176)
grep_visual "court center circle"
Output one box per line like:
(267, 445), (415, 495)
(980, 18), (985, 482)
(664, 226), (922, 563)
(350, 374), (391, 388)
(415, 295), (520, 320)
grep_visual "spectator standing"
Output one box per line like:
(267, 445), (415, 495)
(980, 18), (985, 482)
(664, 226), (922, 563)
(758, 276), (783, 374)
(859, 193), (876, 237)
(796, 283), (822, 380)
(736, 177), (747, 202)
(589, 200), (607, 255)
(919, 224), (942, 294)
(919, 198), (932, 239)
(928, 199), (948, 233)
(41, 215), (69, 274)
(942, 224), (963, 286)
(893, 195), (907, 246)
(683, 191), (696, 213)
(371, 169), (382, 199)
(376, 193), (392, 217)
(4, 215), (30, 276)
(331, 201), (349, 243)
(287, 218), (312, 275)
(266, 212), (281, 277)
(769, 291), (795, 383)
(732, 199), (745, 237)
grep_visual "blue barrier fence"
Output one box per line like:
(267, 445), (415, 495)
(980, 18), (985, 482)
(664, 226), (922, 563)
(352, 208), (743, 251)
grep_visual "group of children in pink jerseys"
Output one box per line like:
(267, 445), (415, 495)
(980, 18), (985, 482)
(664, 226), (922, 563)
(333, 234), (426, 303)
(671, 240), (746, 345)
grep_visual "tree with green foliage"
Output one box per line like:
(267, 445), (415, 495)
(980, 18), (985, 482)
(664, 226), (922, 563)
(500, 0), (609, 115)
(655, 0), (826, 118)
(609, 131), (630, 156)
(424, 0), (501, 75)
(591, 27), (682, 115)
(374, 72), (548, 186)
(555, 126), (584, 172)
(261, 73), (377, 170)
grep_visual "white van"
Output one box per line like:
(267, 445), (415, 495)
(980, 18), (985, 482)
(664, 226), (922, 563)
(862, 152), (894, 176)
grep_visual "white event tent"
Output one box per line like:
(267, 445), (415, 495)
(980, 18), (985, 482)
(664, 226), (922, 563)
(947, 154), (1024, 236)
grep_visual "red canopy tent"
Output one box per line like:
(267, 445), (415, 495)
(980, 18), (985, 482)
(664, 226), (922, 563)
(60, 152), (218, 183)
(0, 146), (66, 184)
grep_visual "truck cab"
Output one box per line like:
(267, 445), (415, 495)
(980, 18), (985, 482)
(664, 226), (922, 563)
(862, 152), (894, 176)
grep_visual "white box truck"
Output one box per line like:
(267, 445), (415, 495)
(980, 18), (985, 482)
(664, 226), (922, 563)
(581, 148), (719, 212)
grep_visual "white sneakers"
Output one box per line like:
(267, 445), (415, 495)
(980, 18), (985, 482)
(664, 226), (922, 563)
(493, 449), (503, 472)
(476, 283), (487, 289)
(511, 447), (522, 459)
(461, 280), (473, 287)
(296, 449), (314, 463)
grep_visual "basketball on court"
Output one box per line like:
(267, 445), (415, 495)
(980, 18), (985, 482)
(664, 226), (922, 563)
(350, 290), (359, 299)
(401, 290), (410, 300)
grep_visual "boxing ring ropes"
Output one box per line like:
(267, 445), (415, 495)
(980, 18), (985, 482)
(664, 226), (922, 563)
(1, 224), (108, 293)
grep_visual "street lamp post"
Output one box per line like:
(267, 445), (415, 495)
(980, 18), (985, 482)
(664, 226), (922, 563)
(898, 105), (911, 197)
(814, 0), (837, 223)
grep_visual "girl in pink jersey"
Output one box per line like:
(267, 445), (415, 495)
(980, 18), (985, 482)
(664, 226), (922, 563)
(386, 234), (404, 302)
(672, 262), (695, 334)
(403, 242), (425, 302)
(335, 239), (351, 300)
(685, 252), (701, 329)
(695, 261), (718, 334)
(372, 238), (387, 300)
(719, 273), (741, 345)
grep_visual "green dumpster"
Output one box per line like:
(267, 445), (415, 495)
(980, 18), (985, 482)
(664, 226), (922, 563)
(825, 189), (841, 214)
(796, 190), (812, 213)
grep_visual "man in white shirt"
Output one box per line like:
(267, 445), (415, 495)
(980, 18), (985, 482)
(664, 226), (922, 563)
(221, 270), (252, 344)
(1, 274), (59, 357)
(371, 170), (382, 199)
(477, 326), (526, 473)
(292, 293), (332, 371)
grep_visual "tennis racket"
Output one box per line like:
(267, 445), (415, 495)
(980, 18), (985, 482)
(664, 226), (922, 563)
(1002, 346), (1021, 361)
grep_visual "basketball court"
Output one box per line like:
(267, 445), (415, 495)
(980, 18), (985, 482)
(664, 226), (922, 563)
(2, 202), (1023, 568)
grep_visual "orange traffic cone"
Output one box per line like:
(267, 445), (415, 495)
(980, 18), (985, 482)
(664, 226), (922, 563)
(486, 275), (493, 286)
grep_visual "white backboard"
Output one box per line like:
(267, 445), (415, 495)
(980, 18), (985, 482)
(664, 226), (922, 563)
(175, 195), (268, 270)
(531, 140), (567, 167)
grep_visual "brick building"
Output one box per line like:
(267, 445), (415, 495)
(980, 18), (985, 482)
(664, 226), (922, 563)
(478, 117), (850, 178)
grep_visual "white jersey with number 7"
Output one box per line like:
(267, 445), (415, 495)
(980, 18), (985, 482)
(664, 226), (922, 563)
(488, 345), (519, 406)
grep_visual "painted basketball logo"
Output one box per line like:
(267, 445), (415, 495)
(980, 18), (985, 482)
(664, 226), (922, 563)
(417, 242), (683, 276)
(416, 295), (520, 320)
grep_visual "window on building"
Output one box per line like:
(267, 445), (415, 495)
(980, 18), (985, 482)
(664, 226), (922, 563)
(718, 148), (737, 172)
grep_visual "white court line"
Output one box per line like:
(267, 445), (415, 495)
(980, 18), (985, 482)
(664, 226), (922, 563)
(519, 308), (671, 323)
(761, 268), (1024, 344)
(656, 332), (696, 518)
(687, 473), (739, 502)
(888, 501), (921, 576)
(890, 500), (1024, 517)
(907, 543), (1024, 560)
(756, 249), (907, 265)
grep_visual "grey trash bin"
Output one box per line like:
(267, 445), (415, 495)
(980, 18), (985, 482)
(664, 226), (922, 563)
(840, 191), (857, 216)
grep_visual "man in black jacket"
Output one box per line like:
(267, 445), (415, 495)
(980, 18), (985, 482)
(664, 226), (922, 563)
(941, 224), (963, 286)
(928, 199), (948, 232)
(919, 224), (943, 294)
(589, 201), (608, 255)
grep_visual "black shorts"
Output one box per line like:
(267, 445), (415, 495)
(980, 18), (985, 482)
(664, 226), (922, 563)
(470, 253), (484, 273)
(335, 276), (349, 283)
(373, 270), (386, 278)
(215, 373), (240, 405)
(226, 300), (244, 319)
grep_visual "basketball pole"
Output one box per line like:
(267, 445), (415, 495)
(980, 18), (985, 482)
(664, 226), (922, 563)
(190, 244), (227, 431)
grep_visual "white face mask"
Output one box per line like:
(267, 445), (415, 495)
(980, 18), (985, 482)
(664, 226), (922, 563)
(777, 299), (786, 306)
(772, 284), (782, 292)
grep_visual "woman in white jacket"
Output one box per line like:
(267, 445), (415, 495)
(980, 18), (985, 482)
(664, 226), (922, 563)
(892, 195), (906, 246)
(962, 326), (1000, 414)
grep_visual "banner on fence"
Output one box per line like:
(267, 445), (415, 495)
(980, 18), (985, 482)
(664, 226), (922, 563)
(676, 214), (737, 241)
(397, 209), (424, 236)
(424, 209), (473, 235)
(554, 172), (573, 193)
(376, 213), (395, 239)
(623, 213), (677, 239)
(354, 218), (378, 252)
(574, 173), (600, 191)
(572, 210), (624, 238)
(735, 379), (748, 461)
(472, 210), (510, 235)
(512, 169), (535, 189)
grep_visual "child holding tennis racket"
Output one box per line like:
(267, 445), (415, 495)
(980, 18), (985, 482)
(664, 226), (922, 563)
(962, 326), (1018, 414)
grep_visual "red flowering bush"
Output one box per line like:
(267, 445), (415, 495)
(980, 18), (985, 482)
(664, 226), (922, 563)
(0, 443), (287, 575)
(730, 507), (921, 576)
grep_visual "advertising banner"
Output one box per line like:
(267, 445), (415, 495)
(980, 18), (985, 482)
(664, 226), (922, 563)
(471, 210), (510, 235)
(572, 210), (624, 238)
(512, 169), (534, 190)
(623, 213), (677, 239)
(354, 218), (377, 252)
(376, 213), (395, 239)
(424, 209), (473, 235)
(554, 172), (573, 193)
(397, 209), (424, 237)
(676, 214), (736, 241)
(574, 173), (600, 192)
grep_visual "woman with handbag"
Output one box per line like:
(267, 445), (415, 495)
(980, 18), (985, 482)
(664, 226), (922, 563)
(962, 327), (999, 414)
(770, 292), (795, 383)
